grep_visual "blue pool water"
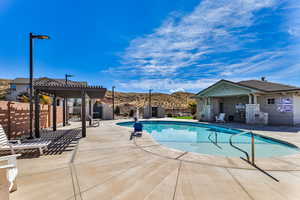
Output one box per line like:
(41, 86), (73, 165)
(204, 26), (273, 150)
(118, 121), (300, 158)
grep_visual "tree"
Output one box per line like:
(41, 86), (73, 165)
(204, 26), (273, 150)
(114, 106), (120, 115)
(189, 102), (197, 115)
(17, 92), (52, 105)
(40, 95), (52, 105)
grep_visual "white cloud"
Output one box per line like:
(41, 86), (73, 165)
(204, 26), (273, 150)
(119, 78), (219, 92)
(169, 88), (185, 93)
(121, 0), (278, 76)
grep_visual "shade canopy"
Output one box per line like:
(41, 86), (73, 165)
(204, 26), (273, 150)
(33, 78), (106, 98)
(34, 84), (106, 98)
(32, 77), (107, 138)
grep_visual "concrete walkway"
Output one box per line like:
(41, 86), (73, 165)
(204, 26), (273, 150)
(10, 120), (300, 200)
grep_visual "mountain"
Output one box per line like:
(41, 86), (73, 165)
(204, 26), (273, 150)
(102, 91), (196, 109)
(0, 79), (11, 99)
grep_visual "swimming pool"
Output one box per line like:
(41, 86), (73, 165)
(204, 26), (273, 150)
(118, 121), (300, 158)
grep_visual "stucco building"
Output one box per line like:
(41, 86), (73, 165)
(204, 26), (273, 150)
(194, 79), (300, 125)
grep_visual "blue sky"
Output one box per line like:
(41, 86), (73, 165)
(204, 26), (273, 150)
(0, 0), (299, 93)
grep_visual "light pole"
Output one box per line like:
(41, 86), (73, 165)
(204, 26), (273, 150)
(29, 32), (50, 139)
(149, 89), (152, 118)
(64, 74), (74, 125)
(112, 86), (115, 120)
(65, 74), (74, 85)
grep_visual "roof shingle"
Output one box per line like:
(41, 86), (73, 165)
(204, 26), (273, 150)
(238, 80), (300, 92)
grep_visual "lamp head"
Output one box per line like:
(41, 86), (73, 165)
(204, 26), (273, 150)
(32, 35), (50, 39)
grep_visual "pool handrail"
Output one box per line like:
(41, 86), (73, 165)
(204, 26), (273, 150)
(229, 131), (250, 162)
(208, 131), (222, 149)
(229, 131), (279, 182)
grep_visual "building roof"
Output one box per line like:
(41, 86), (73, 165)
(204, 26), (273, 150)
(195, 79), (300, 97)
(11, 77), (87, 86)
(11, 78), (32, 84)
(237, 80), (300, 92)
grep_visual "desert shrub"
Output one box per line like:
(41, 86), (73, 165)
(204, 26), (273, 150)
(189, 102), (197, 115)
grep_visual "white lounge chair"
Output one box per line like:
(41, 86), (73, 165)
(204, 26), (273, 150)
(0, 154), (20, 193)
(0, 125), (50, 155)
(215, 113), (226, 123)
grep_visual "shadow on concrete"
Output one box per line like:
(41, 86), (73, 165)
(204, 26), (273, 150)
(1, 128), (82, 159)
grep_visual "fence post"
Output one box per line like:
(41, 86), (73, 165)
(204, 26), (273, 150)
(48, 104), (51, 127)
(7, 102), (11, 140)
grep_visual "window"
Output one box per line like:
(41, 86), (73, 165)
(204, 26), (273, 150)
(267, 98), (275, 104)
(11, 84), (16, 91)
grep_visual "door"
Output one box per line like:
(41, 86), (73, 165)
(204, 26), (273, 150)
(152, 107), (158, 117)
(219, 102), (224, 113)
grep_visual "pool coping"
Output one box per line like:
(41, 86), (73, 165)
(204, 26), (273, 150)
(116, 119), (300, 171)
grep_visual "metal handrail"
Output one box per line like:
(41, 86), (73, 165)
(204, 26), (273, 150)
(229, 131), (250, 161)
(229, 131), (279, 182)
(208, 131), (222, 149)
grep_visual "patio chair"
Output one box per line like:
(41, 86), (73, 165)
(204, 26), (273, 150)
(215, 113), (226, 123)
(87, 115), (100, 127)
(0, 154), (20, 193)
(0, 125), (50, 155)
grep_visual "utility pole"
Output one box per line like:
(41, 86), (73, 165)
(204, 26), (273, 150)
(112, 86), (115, 120)
(149, 89), (152, 118)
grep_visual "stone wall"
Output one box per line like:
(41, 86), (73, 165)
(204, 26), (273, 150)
(0, 101), (63, 139)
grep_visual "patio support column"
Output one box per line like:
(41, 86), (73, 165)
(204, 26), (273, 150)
(248, 94), (252, 104)
(253, 94), (257, 104)
(53, 94), (57, 131)
(89, 99), (92, 126)
(34, 89), (40, 138)
(81, 90), (86, 137)
(63, 98), (66, 126)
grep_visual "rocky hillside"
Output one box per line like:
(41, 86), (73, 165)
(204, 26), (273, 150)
(0, 79), (11, 99)
(102, 91), (196, 109)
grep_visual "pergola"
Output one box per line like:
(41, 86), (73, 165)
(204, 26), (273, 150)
(33, 80), (106, 138)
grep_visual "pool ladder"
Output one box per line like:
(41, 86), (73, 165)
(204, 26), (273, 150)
(229, 132), (279, 182)
(208, 131), (222, 149)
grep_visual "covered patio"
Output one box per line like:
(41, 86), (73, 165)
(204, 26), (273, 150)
(33, 79), (106, 138)
(195, 80), (268, 124)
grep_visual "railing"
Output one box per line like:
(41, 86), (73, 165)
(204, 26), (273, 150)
(229, 132), (250, 162)
(208, 131), (222, 149)
(229, 131), (279, 182)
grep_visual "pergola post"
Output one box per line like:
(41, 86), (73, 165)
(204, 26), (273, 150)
(66, 98), (69, 125)
(89, 99), (92, 126)
(53, 94), (57, 131)
(81, 90), (86, 137)
(34, 90), (40, 138)
(63, 98), (66, 126)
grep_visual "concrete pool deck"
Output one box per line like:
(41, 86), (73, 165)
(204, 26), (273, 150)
(10, 119), (300, 200)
